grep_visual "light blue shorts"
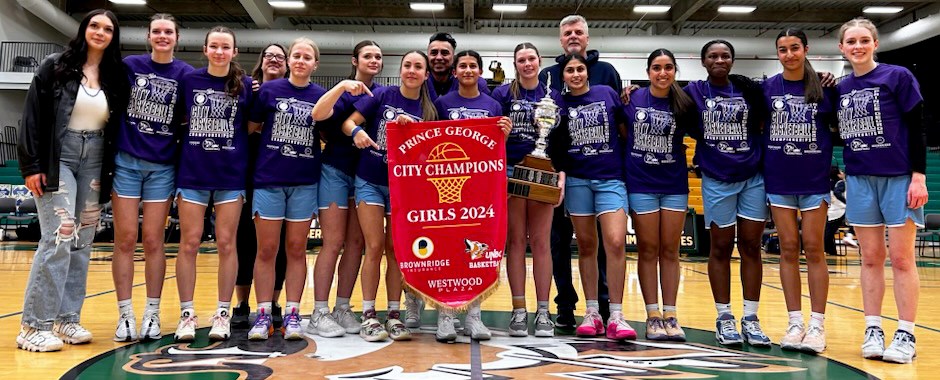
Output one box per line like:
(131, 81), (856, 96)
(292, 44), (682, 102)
(176, 188), (245, 206)
(253, 184), (319, 221)
(112, 153), (175, 202)
(564, 177), (627, 216)
(702, 173), (768, 229)
(318, 164), (355, 209)
(767, 193), (830, 212)
(629, 193), (688, 214)
(845, 175), (925, 228)
(355, 176), (391, 215)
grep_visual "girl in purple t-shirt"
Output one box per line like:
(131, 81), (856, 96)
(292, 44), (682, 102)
(546, 54), (634, 341)
(763, 28), (836, 354)
(244, 37), (325, 342)
(111, 13), (193, 343)
(173, 26), (252, 344)
(623, 49), (696, 343)
(837, 18), (926, 364)
(492, 43), (562, 339)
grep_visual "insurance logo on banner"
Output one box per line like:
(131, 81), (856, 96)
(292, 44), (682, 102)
(386, 117), (507, 311)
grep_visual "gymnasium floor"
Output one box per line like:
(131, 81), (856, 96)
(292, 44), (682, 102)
(1, 241), (937, 379)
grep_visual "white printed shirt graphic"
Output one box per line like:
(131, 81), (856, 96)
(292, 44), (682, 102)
(189, 89), (238, 152)
(768, 94), (820, 155)
(127, 73), (180, 136)
(702, 95), (750, 153)
(838, 87), (886, 152)
(632, 107), (676, 164)
(270, 97), (318, 159)
(567, 101), (612, 156)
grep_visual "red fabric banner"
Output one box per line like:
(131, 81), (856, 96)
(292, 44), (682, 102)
(387, 117), (507, 311)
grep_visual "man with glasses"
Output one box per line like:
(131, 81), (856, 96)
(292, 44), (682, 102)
(426, 32), (491, 99)
(539, 15), (623, 330)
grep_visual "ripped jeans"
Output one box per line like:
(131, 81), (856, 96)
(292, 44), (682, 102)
(21, 130), (103, 330)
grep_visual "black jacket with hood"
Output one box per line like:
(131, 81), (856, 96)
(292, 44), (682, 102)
(538, 49), (623, 94)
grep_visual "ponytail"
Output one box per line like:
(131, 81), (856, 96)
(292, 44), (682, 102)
(419, 84), (437, 121)
(669, 81), (694, 116)
(225, 61), (246, 98)
(776, 28), (823, 103)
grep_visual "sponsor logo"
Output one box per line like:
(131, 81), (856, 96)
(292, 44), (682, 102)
(412, 236), (434, 259)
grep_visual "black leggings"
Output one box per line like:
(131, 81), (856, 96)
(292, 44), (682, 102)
(235, 192), (287, 290)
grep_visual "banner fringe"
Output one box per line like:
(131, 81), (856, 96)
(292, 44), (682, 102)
(402, 266), (502, 313)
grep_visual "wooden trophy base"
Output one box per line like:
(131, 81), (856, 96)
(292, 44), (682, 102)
(507, 154), (561, 204)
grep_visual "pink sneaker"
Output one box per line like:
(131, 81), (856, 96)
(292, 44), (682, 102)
(606, 313), (637, 341)
(576, 310), (605, 337)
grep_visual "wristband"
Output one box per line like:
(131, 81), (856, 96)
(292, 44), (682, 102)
(350, 126), (363, 137)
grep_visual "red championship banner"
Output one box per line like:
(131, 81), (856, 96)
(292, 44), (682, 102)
(387, 117), (507, 311)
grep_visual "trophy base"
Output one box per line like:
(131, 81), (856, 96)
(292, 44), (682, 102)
(508, 155), (561, 204)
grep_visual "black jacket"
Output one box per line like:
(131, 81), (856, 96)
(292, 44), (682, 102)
(17, 53), (127, 204)
(538, 50), (623, 94)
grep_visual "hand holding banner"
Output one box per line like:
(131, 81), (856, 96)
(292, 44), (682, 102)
(387, 117), (507, 311)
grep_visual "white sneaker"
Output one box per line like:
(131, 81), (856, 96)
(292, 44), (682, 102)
(780, 323), (805, 351)
(208, 308), (231, 341)
(307, 308), (346, 337)
(883, 330), (916, 364)
(436, 310), (457, 343)
(139, 309), (162, 341)
(16, 327), (64, 352)
(534, 309), (555, 337)
(54, 322), (93, 344)
(464, 314), (491, 340)
(332, 306), (361, 334)
(861, 326), (886, 360)
(404, 292), (424, 328)
(801, 325), (827, 354)
(508, 309), (528, 337)
(114, 310), (138, 342)
(174, 309), (198, 342)
(842, 233), (858, 248)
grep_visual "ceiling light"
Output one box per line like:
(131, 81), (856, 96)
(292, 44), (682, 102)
(109, 0), (146, 4)
(410, 2), (445, 11)
(493, 4), (527, 12)
(718, 5), (757, 13)
(268, 0), (305, 8)
(634, 5), (671, 13)
(863, 6), (903, 14)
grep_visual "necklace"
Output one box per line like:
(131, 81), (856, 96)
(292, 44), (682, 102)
(80, 80), (102, 98)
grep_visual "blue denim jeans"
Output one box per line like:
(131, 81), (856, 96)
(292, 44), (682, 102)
(21, 130), (104, 330)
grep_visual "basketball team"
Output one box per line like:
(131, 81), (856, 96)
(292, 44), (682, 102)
(14, 8), (924, 366)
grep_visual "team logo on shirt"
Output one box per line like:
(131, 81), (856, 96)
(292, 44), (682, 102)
(644, 152), (659, 165)
(138, 121), (153, 134)
(281, 144), (298, 157)
(202, 139), (220, 151)
(447, 107), (492, 120)
(850, 138), (870, 151)
(783, 143), (802, 155)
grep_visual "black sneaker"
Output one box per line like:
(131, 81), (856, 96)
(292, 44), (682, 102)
(232, 301), (250, 329)
(555, 309), (576, 330)
(271, 303), (283, 329)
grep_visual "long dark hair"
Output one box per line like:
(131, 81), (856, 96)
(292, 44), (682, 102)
(646, 49), (694, 116)
(401, 50), (437, 121)
(250, 43), (287, 84)
(348, 40), (382, 80)
(509, 42), (539, 100)
(205, 26), (246, 97)
(54, 9), (125, 91)
(776, 28), (823, 103)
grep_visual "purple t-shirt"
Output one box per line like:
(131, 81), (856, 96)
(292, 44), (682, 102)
(433, 91), (502, 121)
(559, 85), (624, 180)
(321, 83), (383, 176)
(762, 74), (835, 195)
(623, 87), (688, 194)
(249, 79), (327, 188)
(491, 83), (558, 165)
(837, 64), (923, 176)
(118, 55), (193, 164)
(354, 86), (424, 186)
(177, 68), (253, 190)
(685, 80), (762, 183)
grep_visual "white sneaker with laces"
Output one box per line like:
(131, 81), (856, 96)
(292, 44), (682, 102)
(332, 306), (361, 334)
(508, 309), (528, 337)
(114, 310), (138, 342)
(842, 233), (858, 248)
(801, 325), (827, 354)
(208, 308), (231, 341)
(436, 310), (457, 343)
(16, 327), (64, 352)
(861, 326), (886, 360)
(139, 309), (162, 341)
(780, 323), (805, 351)
(175, 309), (198, 342)
(307, 308), (346, 337)
(882, 330), (916, 364)
(54, 322), (93, 344)
(404, 292), (424, 328)
(464, 314), (492, 340)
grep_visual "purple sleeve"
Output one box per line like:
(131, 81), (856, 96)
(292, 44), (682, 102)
(894, 67), (924, 113)
(354, 90), (381, 121)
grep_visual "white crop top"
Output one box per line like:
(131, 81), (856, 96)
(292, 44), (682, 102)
(66, 84), (109, 131)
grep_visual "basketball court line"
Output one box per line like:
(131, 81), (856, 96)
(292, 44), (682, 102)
(0, 276), (175, 320)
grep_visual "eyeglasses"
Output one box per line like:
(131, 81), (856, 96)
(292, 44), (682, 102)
(263, 52), (286, 62)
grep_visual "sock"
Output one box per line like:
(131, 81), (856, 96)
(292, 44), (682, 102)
(743, 299), (759, 317)
(363, 300), (376, 313)
(715, 302), (732, 316)
(257, 302), (272, 315)
(513, 307), (526, 313)
(586, 300), (599, 312)
(388, 301), (400, 312)
(609, 303), (623, 315)
(537, 301), (549, 312)
(217, 301), (231, 313)
(315, 301), (329, 312)
(809, 312), (825, 328)
(180, 301), (194, 312)
(663, 305), (677, 319)
(145, 297), (160, 311)
(646, 304), (662, 318)
(512, 296), (526, 310)
(864, 315), (882, 329)
(898, 320), (915, 333)
(335, 297), (351, 309)
(286, 302), (301, 315)
(468, 303), (481, 317)
(118, 299), (133, 314)
(788, 310), (804, 326)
